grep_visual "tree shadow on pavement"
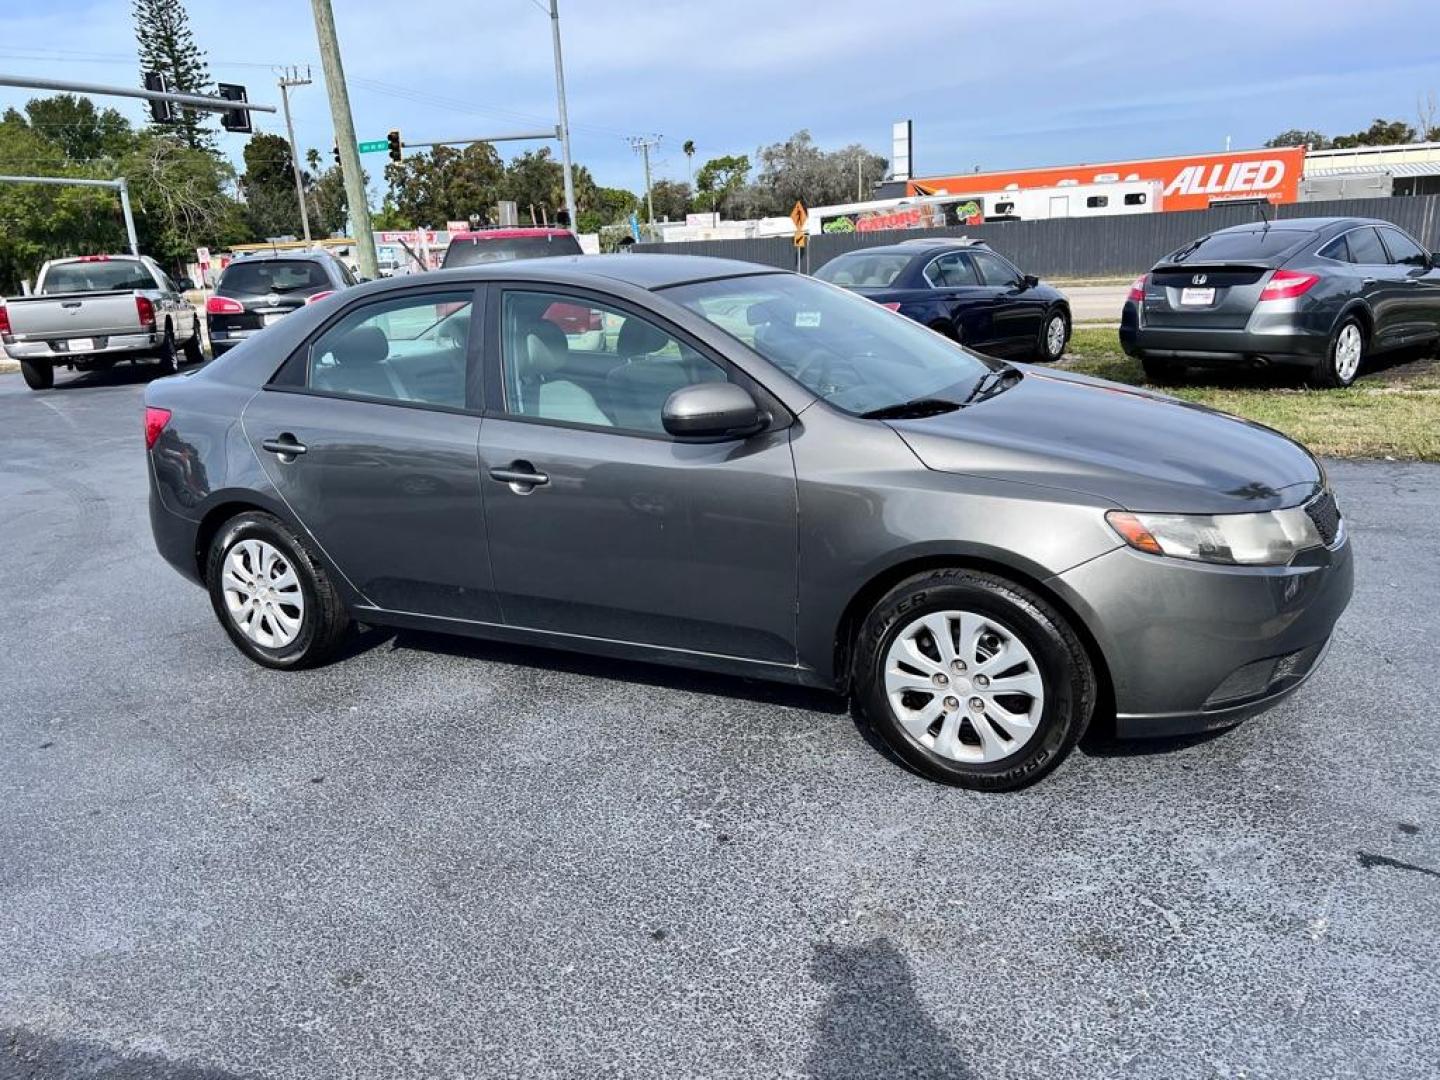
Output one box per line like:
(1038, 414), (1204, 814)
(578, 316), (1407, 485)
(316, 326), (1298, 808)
(805, 938), (975, 1079)
(1, 1025), (258, 1079)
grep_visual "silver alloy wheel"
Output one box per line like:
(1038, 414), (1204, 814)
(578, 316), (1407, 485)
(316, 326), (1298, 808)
(1334, 323), (1363, 383)
(221, 538), (305, 649)
(1045, 314), (1067, 357)
(883, 610), (1046, 764)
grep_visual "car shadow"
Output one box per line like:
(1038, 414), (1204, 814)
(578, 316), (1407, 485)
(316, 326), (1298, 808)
(36, 360), (199, 392)
(0, 1025), (257, 1079)
(1173, 341), (1436, 390)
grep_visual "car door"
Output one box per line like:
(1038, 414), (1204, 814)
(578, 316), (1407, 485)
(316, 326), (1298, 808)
(967, 250), (1044, 354)
(476, 285), (799, 664)
(921, 252), (994, 345)
(1343, 226), (1408, 350)
(242, 286), (500, 621)
(1378, 226), (1440, 342)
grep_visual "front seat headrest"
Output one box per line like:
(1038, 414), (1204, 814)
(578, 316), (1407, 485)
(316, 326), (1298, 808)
(330, 325), (389, 366)
(617, 316), (671, 358)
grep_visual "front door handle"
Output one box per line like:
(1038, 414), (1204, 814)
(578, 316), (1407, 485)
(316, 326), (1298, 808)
(489, 461), (549, 490)
(261, 434), (307, 457)
(1362, 278), (1377, 286)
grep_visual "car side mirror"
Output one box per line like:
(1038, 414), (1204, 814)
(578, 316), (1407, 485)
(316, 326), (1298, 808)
(662, 382), (765, 439)
(1023, 274), (1040, 288)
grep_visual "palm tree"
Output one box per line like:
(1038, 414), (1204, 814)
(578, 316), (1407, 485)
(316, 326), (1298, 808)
(683, 140), (696, 194)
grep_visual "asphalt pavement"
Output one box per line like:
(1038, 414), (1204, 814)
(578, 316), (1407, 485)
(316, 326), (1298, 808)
(1, 365), (1437, 1080)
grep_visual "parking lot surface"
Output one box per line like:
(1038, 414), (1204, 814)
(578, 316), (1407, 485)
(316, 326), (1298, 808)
(2, 367), (1438, 1080)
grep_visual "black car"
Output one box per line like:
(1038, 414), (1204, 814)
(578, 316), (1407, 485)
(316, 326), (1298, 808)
(206, 251), (358, 356)
(813, 239), (1071, 362)
(1120, 217), (1440, 387)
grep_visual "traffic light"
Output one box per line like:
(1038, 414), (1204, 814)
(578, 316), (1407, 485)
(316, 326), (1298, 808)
(332, 142), (341, 167)
(387, 129), (403, 163)
(216, 83), (251, 134)
(143, 71), (174, 123)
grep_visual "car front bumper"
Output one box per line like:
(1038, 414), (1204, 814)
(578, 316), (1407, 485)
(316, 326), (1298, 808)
(1051, 529), (1354, 738)
(1119, 300), (1330, 366)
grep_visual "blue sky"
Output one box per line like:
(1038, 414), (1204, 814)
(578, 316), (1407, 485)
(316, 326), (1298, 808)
(2, 0), (1438, 198)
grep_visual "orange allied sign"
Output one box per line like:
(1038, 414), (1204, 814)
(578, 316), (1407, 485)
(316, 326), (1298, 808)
(908, 146), (1306, 212)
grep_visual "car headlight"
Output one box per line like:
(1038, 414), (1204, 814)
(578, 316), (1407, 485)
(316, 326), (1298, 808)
(1106, 507), (1324, 566)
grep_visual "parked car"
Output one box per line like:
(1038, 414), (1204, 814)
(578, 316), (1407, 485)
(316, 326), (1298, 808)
(206, 251), (357, 357)
(813, 239), (1071, 361)
(1, 254), (202, 390)
(441, 228), (582, 269)
(1121, 216), (1440, 387)
(144, 255), (1351, 791)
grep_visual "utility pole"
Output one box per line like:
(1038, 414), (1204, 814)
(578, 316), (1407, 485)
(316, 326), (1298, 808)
(277, 67), (313, 244)
(629, 135), (659, 227)
(309, 0), (378, 278)
(547, 0), (578, 232)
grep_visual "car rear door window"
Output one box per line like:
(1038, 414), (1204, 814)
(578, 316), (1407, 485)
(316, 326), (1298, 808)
(1318, 236), (1352, 262)
(969, 251), (1022, 287)
(220, 260), (331, 297)
(498, 290), (727, 434)
(924, 253), (978, 287)
(1380, 228), (1429, 268)
(1344, 227), (1389, 266)
(293, 292), (473, 409)
(814, 253), (911, 288)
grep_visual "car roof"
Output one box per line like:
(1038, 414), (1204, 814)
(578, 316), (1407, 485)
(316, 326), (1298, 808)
(448, 228), (575, 240)
(1210, 217), (1378, 237)
(830, 239), (988, 258)
(227, 250), (340, 264)
(344, 253), (786, 294)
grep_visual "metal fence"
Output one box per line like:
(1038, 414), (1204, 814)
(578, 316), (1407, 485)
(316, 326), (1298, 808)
(632, 195), (1440, 280)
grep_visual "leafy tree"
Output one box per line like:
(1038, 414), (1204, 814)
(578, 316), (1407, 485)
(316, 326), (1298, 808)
(694, 154), (750, 216)
(239, 132), (305, 240)
(385, 142), (506, 225)
(119, 131), (244, 263)
(133, 0), (216, 153)
(22, 95), (133, 163)
(503, 147), (599, 227)
(750, 130), (887, 214)
(648, 179), (691, 221)
(1331, 118), (1418, 149)
(578, 186), (637, 233)
(1265, 129), (1329, 150)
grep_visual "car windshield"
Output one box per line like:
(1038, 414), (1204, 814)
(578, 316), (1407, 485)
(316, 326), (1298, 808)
(218, 260), (330, 296)
(665, 273), (998, 415)
(41, 259), (153, 293)
(442, 234), (582, 267)
(813, 252), (911, 288)
(1164, 228), (1314, 264)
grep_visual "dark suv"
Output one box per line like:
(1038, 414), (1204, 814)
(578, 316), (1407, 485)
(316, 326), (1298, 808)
(814, 239), (1072, 362)
(441, 228), (582, 268)
(207, 251), (357, 357)
(1121, 217), (1440, 387)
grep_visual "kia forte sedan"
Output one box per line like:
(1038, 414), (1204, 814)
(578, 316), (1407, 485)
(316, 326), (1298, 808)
(1121, 217), (1440, 387)
(145, 255), (1352, 790)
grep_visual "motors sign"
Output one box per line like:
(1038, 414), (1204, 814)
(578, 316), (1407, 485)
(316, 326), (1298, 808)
(909, 146), (1305, 212)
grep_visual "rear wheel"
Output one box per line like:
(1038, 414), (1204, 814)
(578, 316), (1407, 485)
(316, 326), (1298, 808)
(205, 511), (351, 669)
(852, 569), (1095, 791)
(1310, 317), (1364, 388)
(20, 358), (54, 390)
(182, 321), (205, 365)
(1034, 309), (1069, 362)
(1140, 354), (1184, 385)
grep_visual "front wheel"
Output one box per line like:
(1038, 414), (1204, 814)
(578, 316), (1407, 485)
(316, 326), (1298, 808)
(206, 511), (351, 669)
(1034, 309), (1069, 362)
(1310, 317), (1364, 388)
(852, 569), (1096, 791)
(20, 358), (54, 390)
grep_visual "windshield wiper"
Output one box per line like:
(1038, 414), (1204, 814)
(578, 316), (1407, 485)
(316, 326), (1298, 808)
(859, 397), (962, 420)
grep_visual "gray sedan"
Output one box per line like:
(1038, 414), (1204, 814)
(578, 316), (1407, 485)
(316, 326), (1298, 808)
(144, 255), (1352, 790)
(1121, 216), (1440, 387)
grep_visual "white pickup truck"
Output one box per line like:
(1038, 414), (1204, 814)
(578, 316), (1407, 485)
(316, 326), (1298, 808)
(0, 254), (203, 390)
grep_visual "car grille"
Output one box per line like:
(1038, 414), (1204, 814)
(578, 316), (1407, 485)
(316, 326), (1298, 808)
(1304, 489), (1341, 546)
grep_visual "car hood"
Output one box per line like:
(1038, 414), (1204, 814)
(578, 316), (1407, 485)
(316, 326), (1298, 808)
(889, 366), (1320, 513)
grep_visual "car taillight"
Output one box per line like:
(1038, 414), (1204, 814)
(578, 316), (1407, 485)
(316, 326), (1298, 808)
(0, 303), (10, 337)
(1127, 274), (1148, 302)
(1259, 270), (1319, 301)
(206, 295), (244, 315)
(136, 295), (155, 327)
(305, 290), (335, 305)
(881, 302), (902, 311)
(144, 406), (171, 449)
(79, 255), (111, 262)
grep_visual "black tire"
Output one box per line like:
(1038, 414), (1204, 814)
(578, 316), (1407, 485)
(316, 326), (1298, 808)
(20, 358), (54, 390)
(1140, 354), (1184, 385)
(1309, 316), (1365, 389)
(1034, 308), (1069, 363)
(852, 568), (1095, 791)
(154, 324), (177, 375)
(182, 321), (205, 365)
(205, 511), (351, 670)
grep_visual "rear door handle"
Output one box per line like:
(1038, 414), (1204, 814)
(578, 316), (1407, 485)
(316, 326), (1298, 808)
(1362, 278), (1377, 286)
(489, 461), (549, 490)
(261, 434), (306, 457)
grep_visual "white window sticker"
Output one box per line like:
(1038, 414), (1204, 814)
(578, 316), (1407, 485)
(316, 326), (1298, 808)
(795, 311), (821, 328)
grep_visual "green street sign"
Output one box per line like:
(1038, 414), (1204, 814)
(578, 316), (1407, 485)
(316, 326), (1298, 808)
(357, 139), (388, 154)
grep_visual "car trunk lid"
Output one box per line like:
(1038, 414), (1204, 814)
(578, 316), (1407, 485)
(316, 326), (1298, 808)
(1140, 263), (1272, 329)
